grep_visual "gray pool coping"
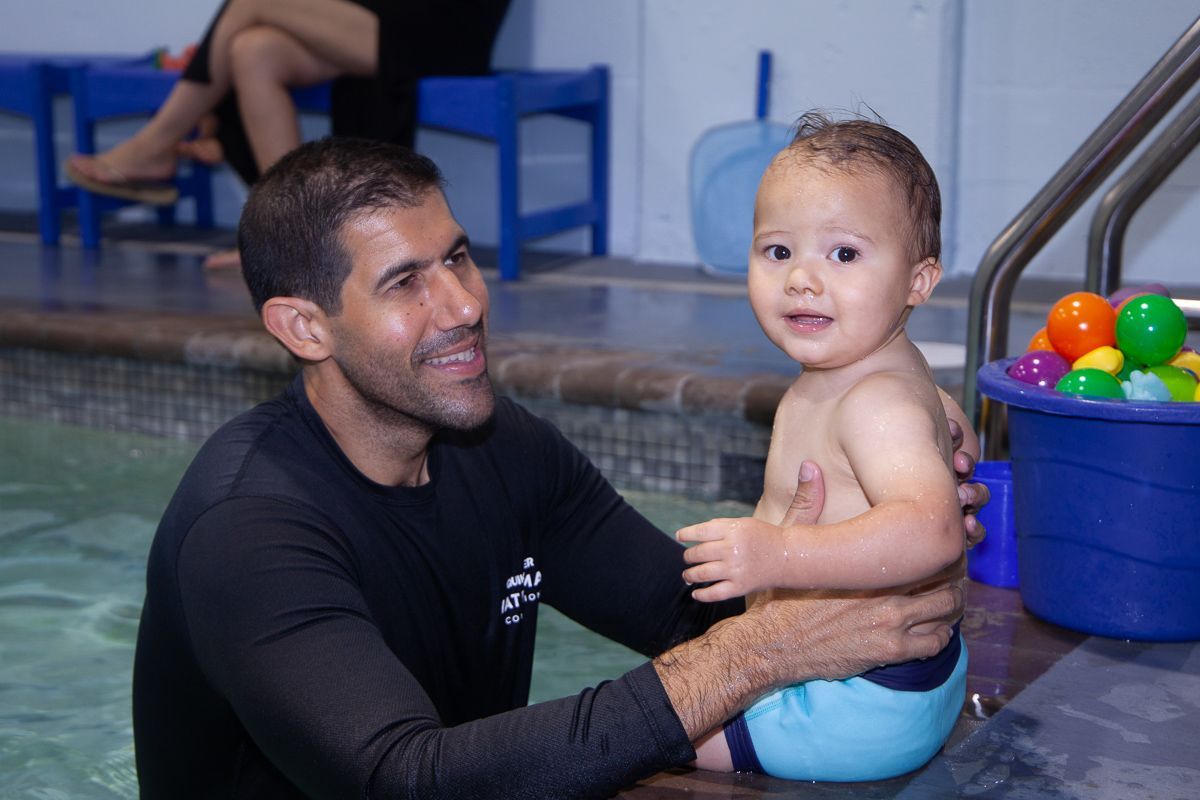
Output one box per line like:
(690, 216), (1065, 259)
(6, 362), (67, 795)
(0, 299), (794, 426)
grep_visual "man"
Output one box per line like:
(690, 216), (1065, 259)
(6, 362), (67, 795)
(133, 138), (985, 799)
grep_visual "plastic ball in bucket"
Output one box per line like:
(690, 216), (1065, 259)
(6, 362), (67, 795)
(978, 359), (1200, 641)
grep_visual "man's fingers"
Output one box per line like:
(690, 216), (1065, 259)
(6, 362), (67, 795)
(953, 449), (977, 481)
(778, 460), (826, 527)
(900, 583), (963, 627)
(958, 480), (990, 513)
(964, 515), (986, 549)
(947, 417), (964, 451)
(902, 623), (955, 661)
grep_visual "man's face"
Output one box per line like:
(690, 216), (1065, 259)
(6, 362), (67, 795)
(747, 155), (924, 371)
(327, 191), (495, 431)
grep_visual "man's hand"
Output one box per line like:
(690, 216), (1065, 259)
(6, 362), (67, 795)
(676, 461), (825, 603)
(947, 417), (989, 549)
(655, 579), (962, 740)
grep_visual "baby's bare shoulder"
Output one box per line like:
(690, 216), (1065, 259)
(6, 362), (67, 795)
(839, 370), (942, 415)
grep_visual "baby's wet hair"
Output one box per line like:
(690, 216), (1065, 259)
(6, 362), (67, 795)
(785, 110), (940, 265)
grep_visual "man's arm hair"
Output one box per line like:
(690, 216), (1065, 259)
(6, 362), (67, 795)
(656, 587), (960, 740)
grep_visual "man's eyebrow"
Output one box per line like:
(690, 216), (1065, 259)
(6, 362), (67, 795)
(445, 233), (471, 261)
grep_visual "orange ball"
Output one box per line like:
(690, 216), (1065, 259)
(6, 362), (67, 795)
(1046, 292), (1116, 362)
(1027, 327), (1053, 352)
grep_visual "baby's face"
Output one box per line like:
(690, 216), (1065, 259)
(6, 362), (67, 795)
(748, 154), (927, 370)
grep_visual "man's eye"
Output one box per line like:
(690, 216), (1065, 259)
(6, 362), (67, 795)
(765, 244), (791, 261)
(830, 246), (859, 263)
(392, 274), (418, 291)
(447, 250), (468, 267)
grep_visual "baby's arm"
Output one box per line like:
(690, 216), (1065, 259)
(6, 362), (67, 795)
(679, 375), (965, 600)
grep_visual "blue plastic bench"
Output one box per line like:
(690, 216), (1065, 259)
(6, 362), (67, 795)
(68, 63), (215, 249)
(295, 67), (611, 281)
(65, 63), (610, 280)
(0, 53), (156, 245)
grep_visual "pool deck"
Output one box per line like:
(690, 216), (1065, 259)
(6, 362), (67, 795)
(2, 222), (1198, 799)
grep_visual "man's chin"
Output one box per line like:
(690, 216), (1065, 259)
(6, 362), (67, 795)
(443, 381), (497, 433)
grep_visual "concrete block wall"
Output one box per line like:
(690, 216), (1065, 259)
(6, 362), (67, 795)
(2, 0), (1198, 287)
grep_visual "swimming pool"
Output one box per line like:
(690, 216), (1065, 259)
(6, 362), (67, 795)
(0, 414), (751, 798)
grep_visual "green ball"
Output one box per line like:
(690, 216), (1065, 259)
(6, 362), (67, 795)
(1146, 365), (1198, 402)
(1055, 368), (1125, 399)
(1115, 295), (1187, 365)
(1116, 357), (1146, 382)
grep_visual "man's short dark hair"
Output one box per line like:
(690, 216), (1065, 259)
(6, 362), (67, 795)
(238, 137), (445, 314)
(786, 111), (941, 265)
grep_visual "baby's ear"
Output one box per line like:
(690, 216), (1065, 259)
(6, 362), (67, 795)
(907, 258), (943, 306)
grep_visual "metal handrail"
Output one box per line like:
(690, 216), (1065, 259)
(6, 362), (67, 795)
(1086, 90), (1200, 304)
(964, 15), (1200, 459)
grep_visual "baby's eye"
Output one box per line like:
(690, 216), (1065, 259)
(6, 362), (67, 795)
(765, 244), (791, 261)
(830, 246), (860, 264)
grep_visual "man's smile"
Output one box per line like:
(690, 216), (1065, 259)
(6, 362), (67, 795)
(421, 338), (486, 376)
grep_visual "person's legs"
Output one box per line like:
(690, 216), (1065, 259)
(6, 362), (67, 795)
(211, 0), (378, 83)
(69, 0), (377, 187)
(228, 26), (342, 171)
(68, 79), (228, 185)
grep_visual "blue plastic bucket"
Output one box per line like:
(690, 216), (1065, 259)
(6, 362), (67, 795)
(966, 461), (1018, 588)
(977, 359), (1200, 641)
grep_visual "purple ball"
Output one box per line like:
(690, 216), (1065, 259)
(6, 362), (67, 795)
(1108, 282), (1170, 309)
(1008, 350), (1072, 388)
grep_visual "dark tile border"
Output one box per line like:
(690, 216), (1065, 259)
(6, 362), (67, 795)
(0, 301), (792, 422)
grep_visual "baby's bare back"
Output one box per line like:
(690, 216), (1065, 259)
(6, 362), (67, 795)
(757, 352), (961, 598)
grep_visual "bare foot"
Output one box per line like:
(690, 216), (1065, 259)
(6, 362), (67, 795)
(66, 134), (178, 187)
(178, 114), (224, 165)
(177, 137), (225, 166)
(65, 153), (179, 205)
(203, 249), (241, 270)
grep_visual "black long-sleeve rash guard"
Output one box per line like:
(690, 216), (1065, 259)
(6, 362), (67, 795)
(133, 375), (741, 799)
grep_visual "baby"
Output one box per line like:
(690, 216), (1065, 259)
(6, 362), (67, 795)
(679, 113), (977, 782)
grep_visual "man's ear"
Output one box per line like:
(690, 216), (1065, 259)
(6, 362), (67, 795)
(907, 258), (943, 306)
(261, 297), (332, 362)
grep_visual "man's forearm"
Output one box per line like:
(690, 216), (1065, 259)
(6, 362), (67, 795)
(654, 587), (961, 740)
(653, 601), (819, 738)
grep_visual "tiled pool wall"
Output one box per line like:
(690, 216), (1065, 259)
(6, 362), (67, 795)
(0, 346), (772, 502)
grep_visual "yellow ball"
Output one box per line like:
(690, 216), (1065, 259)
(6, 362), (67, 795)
(1169, 350), (1200, 379)
(1072, 345), (1124, 376)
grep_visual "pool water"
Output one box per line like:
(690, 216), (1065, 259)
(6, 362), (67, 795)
(0, 415), (751, 798)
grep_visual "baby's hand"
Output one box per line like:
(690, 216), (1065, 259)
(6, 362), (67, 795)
(677, 460), (826, 603)
(677, 518), (786, 602)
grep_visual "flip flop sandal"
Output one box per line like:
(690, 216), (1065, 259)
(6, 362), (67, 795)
(65, 158), (180, 206)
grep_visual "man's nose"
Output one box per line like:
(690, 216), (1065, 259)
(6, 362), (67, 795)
(429, 265), (484, 328)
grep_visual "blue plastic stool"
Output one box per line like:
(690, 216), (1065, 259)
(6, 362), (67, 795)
(294, 66), (610, 281)
(69, 62), (215, 249)
(0, 56), (66, 245)
(0, 53), (164, 246)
